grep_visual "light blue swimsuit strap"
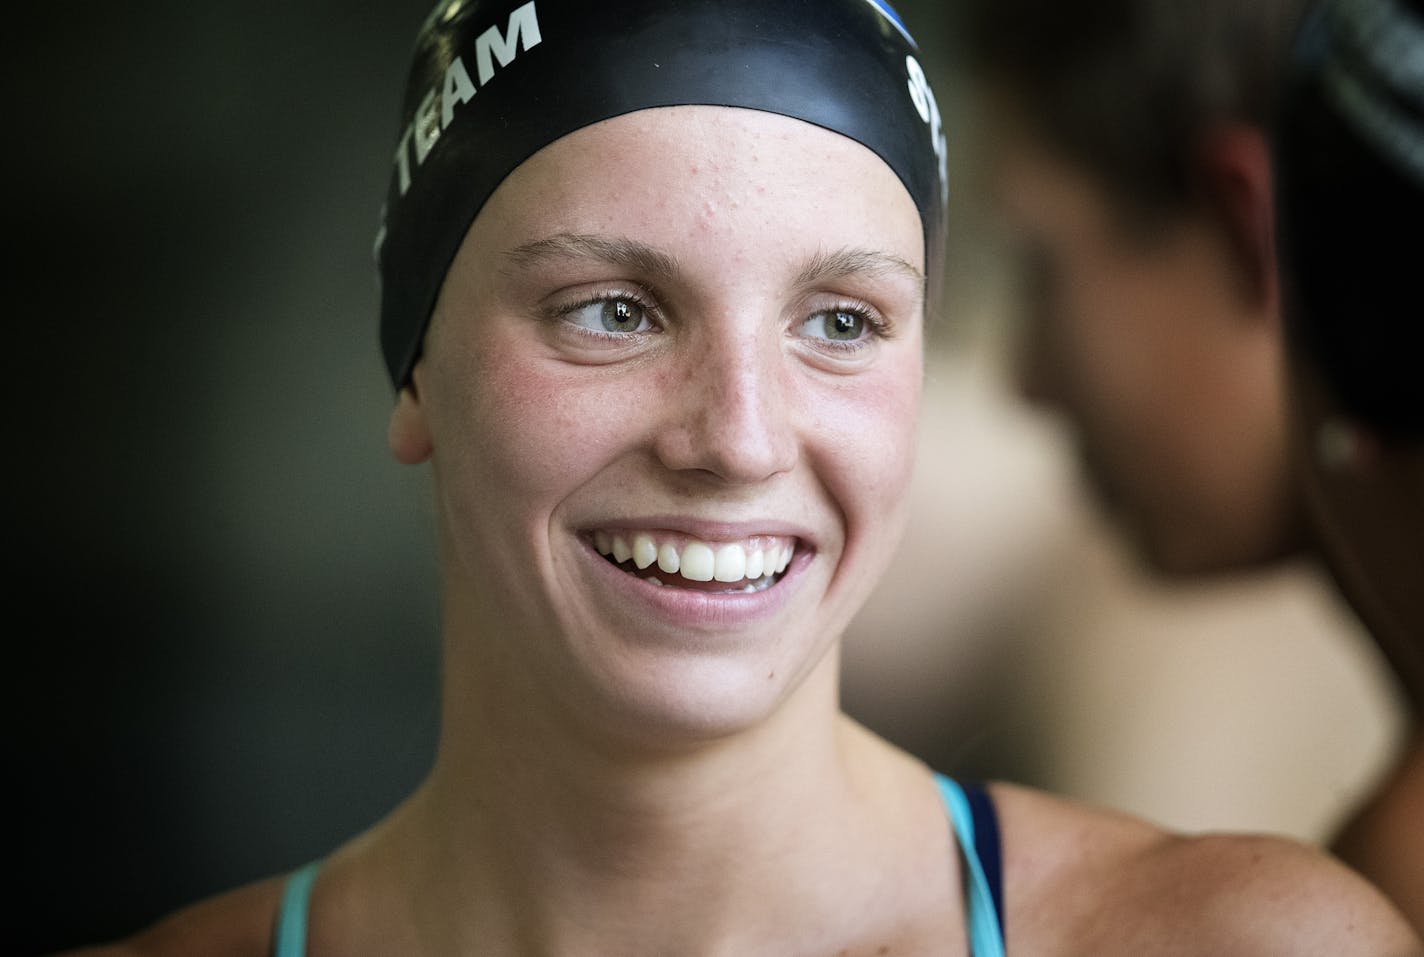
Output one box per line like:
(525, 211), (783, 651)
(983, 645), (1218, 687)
(273, 860), (321, 957)
(936, 774), (1008, 957)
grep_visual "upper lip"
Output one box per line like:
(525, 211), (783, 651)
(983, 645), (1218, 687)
(577, 515), (817, 549)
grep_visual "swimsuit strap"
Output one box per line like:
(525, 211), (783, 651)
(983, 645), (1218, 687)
(272, 860), (321, 957)
(936, 774), (1008, 957)
(962, 780), (1006, 941)
(271, 780), (1007, 957)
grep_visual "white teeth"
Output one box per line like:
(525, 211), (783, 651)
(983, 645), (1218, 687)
(657, 543), (680, 574)
(593, 531), (797, 584)
(632, 534), (657, 570)
(680, 543), (716, 582)
(713, 544), (747, 582)
(646, 576), (664, 587)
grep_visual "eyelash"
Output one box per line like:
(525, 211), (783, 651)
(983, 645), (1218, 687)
(550, 287), (662, 341)
(545, 290), (894, 349)
(804, 298), (894, 351)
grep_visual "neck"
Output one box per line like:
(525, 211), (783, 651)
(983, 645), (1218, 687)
(376, 613), (918, 957)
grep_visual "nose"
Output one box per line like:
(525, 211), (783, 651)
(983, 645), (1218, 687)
(652, 331), (798, 485)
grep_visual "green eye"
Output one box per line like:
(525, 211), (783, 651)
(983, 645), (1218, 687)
(601, 299), (645, 333)
(804, 309), (867, 342)
(563, 296), (654, 336)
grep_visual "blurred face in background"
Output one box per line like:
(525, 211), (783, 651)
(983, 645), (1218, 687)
(984, 103), (1303, 575)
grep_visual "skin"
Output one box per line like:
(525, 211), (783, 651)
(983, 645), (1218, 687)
(1289, 360), (1424, 930)
(1333, 736), (1424, 934)
(60, 107), (1422, 957)
(984, 102), (1302, 574)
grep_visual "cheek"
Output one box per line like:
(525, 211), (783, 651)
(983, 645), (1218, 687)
(1036, 251), (1126, 382)
(429, 338), (641, 515)
(1058, 261), (1177, 426)
(808, 353), (922, 542)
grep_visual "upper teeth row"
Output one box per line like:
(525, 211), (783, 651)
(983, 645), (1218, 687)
(593, 532), (794, 583)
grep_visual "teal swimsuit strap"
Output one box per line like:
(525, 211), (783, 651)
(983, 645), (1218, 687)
(273, 860), (321, 957)
(936, 774), (1008, 957)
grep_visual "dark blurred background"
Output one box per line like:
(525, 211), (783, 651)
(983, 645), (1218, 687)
(6, 2), (954, 952)
(9, 3), (443, 951)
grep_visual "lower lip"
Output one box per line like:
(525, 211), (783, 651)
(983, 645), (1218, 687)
(580, 541), (807, 629)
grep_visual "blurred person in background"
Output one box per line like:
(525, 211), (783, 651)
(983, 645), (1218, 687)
(949, 0), (1415, 810)
(1276, 0), (1424, 925)
(960, 0), (1306, 575)
(840, 0), (1403, 843)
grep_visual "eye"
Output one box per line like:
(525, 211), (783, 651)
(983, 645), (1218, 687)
(563, 296), (655, 335)
(799, 307), (874, 344)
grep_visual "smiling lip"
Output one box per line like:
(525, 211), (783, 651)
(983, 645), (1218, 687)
(576, 519), (813, 626)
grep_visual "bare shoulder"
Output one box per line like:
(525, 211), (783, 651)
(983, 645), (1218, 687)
(51, 876), (286, 957)
(989, 782), (1422, 957)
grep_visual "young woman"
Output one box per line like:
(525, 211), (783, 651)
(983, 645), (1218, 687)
(68, 1), (1419, 954)
(1276, 0), (1424, 929)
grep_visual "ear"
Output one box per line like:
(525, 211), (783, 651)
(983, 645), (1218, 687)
(388, 369), (433, 465)
(1196, 124), (1279, 321)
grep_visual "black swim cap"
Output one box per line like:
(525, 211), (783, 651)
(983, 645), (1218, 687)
(375, 0), (949, 388)
(1277, 0), (1424, 437)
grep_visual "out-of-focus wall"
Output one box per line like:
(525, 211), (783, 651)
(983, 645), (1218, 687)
(10, 3), (439, 951)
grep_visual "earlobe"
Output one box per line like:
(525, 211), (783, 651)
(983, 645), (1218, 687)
(1198, 124), (1279, 319)
(1316, 415), (1381, 474)
(388, 379), (433, 465)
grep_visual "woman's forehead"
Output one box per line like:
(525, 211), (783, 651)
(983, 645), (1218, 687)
(471, 106), (925, 263)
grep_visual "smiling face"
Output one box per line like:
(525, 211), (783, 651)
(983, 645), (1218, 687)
(393, 106), (925, 746)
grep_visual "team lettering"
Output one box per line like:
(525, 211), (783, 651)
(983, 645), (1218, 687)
(906, 54), (949, 204)
(375, 1), (541, 265)
(393, 1), (542, 195)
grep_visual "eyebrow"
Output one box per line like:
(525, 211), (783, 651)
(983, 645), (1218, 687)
(503, 233), (681, 281)
(503, 233), (923, 292)
(794, 247), (925, 289)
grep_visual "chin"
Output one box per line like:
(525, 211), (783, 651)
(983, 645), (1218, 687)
(1134, 515), (1306, 579)
(1137, 536), (1235, 578)
(566, 639), (831, 751)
